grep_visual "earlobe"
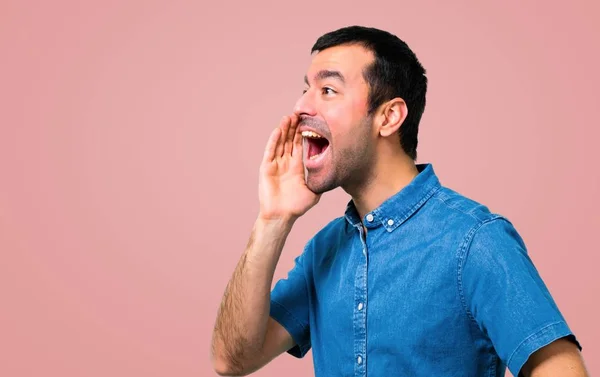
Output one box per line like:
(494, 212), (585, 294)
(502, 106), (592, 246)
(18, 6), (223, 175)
(379, 98), (407, 137)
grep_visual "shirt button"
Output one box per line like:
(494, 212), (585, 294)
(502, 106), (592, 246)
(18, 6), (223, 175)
(387, 219), (394, 226)
(357, 302), (364, 311)
(366, 214), (374, 222)
(357, 355), (363, 365)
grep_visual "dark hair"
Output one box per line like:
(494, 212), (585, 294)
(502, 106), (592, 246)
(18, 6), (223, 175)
(311, 26), (427, 160)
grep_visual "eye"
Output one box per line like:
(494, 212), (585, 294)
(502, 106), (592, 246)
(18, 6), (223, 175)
(322, 87), (336, 95)
(302, 88), (308, 94)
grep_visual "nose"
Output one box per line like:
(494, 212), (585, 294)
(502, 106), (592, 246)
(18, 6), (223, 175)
(293, 90), (317, 118)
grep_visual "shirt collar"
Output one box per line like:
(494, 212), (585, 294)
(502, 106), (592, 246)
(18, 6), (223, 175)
(344, 163), (441, 232)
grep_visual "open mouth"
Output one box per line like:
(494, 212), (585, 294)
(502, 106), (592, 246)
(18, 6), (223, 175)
(301, 130), (330, 160)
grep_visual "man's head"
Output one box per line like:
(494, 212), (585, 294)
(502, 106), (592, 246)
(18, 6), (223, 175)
(295, 25), (427, 194)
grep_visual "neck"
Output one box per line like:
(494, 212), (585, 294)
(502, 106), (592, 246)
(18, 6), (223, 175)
(345, 150), (419, 221)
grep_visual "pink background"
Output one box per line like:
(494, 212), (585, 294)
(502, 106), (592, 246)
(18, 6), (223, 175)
(1, 1), (598, 376)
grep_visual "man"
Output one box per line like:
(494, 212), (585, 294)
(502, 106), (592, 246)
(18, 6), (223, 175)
(210, 26), (588, 376)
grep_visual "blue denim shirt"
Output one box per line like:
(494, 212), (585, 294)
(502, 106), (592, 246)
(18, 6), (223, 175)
(269, 163), (581, 377)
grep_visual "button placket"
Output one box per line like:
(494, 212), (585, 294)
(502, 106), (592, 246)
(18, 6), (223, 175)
(353, 226), (368, 376)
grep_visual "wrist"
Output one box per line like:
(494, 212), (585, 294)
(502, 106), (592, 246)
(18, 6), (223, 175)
(255, 214), (297, 234)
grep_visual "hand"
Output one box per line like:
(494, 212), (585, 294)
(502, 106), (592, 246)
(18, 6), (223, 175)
(258, 115), (321, 222)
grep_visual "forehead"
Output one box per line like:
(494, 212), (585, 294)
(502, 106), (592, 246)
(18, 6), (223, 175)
(307, 44), (374, 85)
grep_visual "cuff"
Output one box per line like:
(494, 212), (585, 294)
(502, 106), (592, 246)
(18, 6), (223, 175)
(508, 321), (582, 377)
(269, 300), (311, 358)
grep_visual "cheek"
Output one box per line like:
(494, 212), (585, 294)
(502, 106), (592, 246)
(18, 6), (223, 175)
(321, 100), (357, 136)
(319, 95), (369, 149)
(322, 109), (349, 152)
(351, 90), (369, 112)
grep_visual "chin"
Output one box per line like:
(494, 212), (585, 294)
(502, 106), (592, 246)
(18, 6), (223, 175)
(306, 175), (338, 195)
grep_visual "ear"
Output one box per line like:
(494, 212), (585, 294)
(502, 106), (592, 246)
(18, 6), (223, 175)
(376, 98), (408, 138)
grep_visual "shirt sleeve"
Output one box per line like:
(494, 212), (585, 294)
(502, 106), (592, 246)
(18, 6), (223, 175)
(269, 247), (311, 358)
(460, 217), (581, 377)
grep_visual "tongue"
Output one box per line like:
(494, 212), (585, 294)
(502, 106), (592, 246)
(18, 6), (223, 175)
(308, 138), (328, 158)
(308, 139), (319, 158)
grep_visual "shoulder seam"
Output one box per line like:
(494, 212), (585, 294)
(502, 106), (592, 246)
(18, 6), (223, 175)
(456, 215), (506, 326)
(432, 193), (488, 222)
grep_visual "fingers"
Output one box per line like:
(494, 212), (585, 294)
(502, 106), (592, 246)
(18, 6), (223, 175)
(265, 115), (301, 162)
(283, 114), (298, 156)
(292, 115), (303, 158)
(263, 127), (281, 164)
(274, 116), (289, 158)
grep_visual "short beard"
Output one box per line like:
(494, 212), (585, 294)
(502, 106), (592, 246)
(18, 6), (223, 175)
(305, 114), (375, 195)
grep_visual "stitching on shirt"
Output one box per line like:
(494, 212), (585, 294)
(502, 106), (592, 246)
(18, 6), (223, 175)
(506, 321), (563, 369)
(456, 216), (504, 326)
(433, 191), (489, 223)
(270, 299), (310, 355)
(270, 299), (310, 333)
(488, 353), (497, 377)
(392, 183), (442, 228)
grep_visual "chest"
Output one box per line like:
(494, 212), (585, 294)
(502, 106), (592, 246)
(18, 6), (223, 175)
(309, 231), (466, 348)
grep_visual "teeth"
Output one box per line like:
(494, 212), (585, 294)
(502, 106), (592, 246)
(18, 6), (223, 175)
(301, 130), (323, 138)
(309, 150), (326, 160)
(302, 130), (328, 161)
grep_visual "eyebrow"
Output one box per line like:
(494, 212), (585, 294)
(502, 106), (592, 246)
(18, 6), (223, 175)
(304, 70), (346, 85)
